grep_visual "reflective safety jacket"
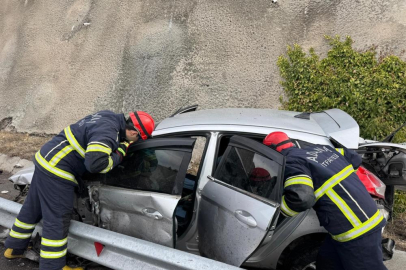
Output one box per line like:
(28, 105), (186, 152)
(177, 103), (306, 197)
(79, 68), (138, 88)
(280, 144), (385, 242)
(34, 111), (127, 185)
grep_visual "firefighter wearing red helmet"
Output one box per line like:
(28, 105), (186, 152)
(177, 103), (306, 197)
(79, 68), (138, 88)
(263, 131), (387, 270)
(4, 110), (155, 270)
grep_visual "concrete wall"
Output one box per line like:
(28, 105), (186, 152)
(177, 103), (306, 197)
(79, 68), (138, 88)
(1, 0), (405, 133)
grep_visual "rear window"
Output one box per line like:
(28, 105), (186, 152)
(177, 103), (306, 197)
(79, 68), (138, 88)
(214, 146), (281, 201)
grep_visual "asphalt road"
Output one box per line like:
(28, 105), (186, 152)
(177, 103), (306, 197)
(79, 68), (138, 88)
(384, 250), (406, 270)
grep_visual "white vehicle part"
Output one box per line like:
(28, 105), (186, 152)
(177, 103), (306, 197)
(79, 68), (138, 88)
(311, 109), (359, 149)
(8, 166), (35, 185)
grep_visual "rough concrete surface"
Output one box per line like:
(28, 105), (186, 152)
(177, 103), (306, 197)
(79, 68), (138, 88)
(0, 154), (33, 174)
(1, 0), (406, 133)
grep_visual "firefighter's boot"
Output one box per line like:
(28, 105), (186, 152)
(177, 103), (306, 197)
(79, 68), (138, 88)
(62, 266), (84, 270)
(4, 248), (25, 259)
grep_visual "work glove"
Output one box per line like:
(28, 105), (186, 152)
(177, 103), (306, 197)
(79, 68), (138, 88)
(116, 141), (132, 161)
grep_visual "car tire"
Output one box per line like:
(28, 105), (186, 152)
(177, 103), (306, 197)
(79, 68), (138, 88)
(281, 242), (320, 270)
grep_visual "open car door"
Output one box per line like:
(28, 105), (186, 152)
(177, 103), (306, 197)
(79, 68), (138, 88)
(198, 135), (284, 266)
(94, 138), (196, 248)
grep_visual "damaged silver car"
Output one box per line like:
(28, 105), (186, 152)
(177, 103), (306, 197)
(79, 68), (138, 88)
(10, 107), (403, 270)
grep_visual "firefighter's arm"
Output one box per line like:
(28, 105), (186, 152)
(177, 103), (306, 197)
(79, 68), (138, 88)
(335, 147), (362, 169)
(84, 127), (123, 173)
(84, 150), (121, 173)
(281, 159), (316, 217)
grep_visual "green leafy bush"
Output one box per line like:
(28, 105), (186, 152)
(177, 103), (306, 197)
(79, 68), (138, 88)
(278, 36), (406, 142)
(393, 190), (406, 218)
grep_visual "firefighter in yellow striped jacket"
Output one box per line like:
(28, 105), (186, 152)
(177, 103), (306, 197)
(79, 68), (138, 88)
(4, 110), (155, 270)
(263, 131), (387, 270)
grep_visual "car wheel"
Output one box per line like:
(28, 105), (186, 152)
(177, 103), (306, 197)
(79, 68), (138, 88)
(281, 242), (320, 270)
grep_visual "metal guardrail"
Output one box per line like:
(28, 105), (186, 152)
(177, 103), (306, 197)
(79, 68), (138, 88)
(0, 197), (239, 270)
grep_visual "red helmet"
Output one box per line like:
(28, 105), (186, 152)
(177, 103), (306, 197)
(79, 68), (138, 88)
(129, 111), (155, 140)
(249, 168), (271, 185)
(263, 131), (294, 152)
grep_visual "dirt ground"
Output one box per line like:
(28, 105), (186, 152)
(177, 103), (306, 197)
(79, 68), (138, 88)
(0, 131), (53, 160)
(0, 172), (20, 201)
(384, 212), (406, 251)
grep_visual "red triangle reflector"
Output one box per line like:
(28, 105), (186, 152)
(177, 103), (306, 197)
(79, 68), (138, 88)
(94, 242), (104, 257)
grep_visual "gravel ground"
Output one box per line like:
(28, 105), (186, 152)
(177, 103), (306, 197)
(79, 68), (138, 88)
(0, 244), (39, 270)
(0, 172), (20, 201)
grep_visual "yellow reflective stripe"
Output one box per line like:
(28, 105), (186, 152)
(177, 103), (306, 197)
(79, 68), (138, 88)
(281, 196), (298, 217)
(100, 156), (113, 173)
(64, 126), (85, 158)
(40, 248), (67, 259)
(117, 148), (126, 156)
(88, 141), (111, 148)
(285, 176), (313, 189)
(49, 146), (74, 166)
(335, 148), (344, 155)
(14, 219), (36, 230)
(86, 144), (112, 155)
(326, 189), (361, 227)
(315, 165), (354, 200)
(332, 210), (384, 242)
(35, 152), (78, 185)
(41, 237), (68, 247)
(10, 229), (31, 239)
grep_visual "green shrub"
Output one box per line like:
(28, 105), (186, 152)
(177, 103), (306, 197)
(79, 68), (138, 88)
(393, 190), (406, 218)
(278, 36), (406, 142)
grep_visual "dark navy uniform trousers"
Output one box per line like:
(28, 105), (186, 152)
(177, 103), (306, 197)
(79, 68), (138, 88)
(317, 229), (388, 270)
(5, 167), (75, 270)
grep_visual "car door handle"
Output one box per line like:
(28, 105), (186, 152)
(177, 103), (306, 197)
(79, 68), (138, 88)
(234, 210), (257, 227)
(142, 208), (163, 220)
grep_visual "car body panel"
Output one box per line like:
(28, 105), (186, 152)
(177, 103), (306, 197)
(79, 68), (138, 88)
(311, 109), (359, 149)
(156, 109), (326, 136)
(359, 142), (406, 152)
(154, 125), (333, 146)
(199, 179), (278, 266)
(244, 209), (326, 269)
(198, 135), (283, 266)
(96, 186), (180, 247)
(154, 108), (359, 149)
(89, 137), (197, 248)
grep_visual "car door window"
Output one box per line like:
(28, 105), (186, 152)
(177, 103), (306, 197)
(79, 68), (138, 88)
(104, 148), (188, 195)
(214, 146), (280, 201)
